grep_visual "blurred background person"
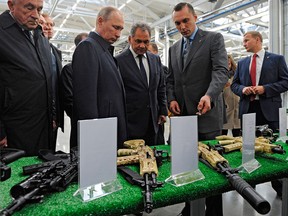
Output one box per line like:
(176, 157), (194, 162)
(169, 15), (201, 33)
(42, 13), (64, 150)
(222, 54), (241, 137)
(147, 42), (168, 144)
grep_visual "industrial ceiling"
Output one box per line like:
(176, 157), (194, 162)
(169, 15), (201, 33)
(0, 0), (269, 63)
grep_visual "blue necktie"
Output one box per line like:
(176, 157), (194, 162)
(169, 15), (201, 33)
(183, 38), (191, 66)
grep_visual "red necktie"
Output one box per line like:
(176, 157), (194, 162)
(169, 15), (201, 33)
(250, 54), (257, 86)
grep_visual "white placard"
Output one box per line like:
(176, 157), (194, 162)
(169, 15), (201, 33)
(279, 107), (287, 137)
(78, 118), (117, 189)
(170, 116), (198, 175)
(242, 113), (256, 164)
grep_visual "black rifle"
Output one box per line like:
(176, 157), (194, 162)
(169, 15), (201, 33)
(0, 149), (78, 216)
(118, 166), (163, 214)
(198, 143), (271, 215)
(0, 148), (26, 181)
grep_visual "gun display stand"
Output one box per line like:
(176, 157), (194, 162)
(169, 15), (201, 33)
(73, 179), (122, 202)
(165, 169), (204, 187)
(75, 117), (122, 202)
(165, 116), (205, 187)
(277, 108), (288, 147)
(239, 113), (261, 174)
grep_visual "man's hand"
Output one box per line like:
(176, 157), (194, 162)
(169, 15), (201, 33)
(158, 115), (167, 125)
(252, 86), (265, 95)
(197, 95), (211, 115)
(0, 136), (7, 147)
(169, 100), (181, 115)
(242, 86), (256, 95)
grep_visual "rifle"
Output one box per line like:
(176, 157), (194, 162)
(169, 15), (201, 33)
(0, 149), (78, 216)
(0, 148), (26, 181)
(215, 135), (285, 155)
(117, 140), (168, 213)
(198, 142), (271, 215)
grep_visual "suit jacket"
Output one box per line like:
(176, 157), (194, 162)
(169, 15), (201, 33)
(60, 63), (73, 118)
(71, 32), (127, 149)
(116, 49), (167, 138)
(0, 10), (53, 156)
(166, 29), (228, 133)
(50, 44), (64, 131)
(231, 51), (288, 122)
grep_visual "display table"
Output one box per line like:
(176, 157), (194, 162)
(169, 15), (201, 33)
(1, 141), (288, 216)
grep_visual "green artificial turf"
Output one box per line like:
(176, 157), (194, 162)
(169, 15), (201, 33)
(1, 141), (288, 216)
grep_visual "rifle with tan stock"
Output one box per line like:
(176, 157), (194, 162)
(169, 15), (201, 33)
(198, 142), (271, 215)
(117, 140), (168, 214)
(215, 135), (285, 154)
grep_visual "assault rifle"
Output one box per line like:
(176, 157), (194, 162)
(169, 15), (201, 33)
(198, 142), (271, 215)
(215, 135), (285, 155)
(0, 148), (26, 181)
(117, 140), (168, 214)
(0, 149), (78, 216)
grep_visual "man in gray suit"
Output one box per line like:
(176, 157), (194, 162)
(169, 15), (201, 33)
(116, 23), (167, 146)
(166, 2), (228, 216)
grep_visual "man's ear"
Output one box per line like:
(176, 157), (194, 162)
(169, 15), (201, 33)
(7, 0), (15, 12)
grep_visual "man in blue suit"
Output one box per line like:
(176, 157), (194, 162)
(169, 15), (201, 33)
(231, 31), (288, 197)
(231, 31), (288, 132)
(116, 22), (168, 146)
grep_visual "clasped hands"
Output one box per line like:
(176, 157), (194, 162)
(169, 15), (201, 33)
(242, 85), (265, 96)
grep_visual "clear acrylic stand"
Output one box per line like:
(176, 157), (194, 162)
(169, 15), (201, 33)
(73, 179), (122, 202)
(239, 113), (261, 174)
(238, 158), (261, 174)
(166, 116), (205, 187)
(165, 169), (205, 187)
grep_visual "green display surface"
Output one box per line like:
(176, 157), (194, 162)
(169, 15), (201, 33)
(1, 141), (288, 216)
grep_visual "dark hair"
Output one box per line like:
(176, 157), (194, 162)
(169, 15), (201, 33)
(74, 32), (88, 46)
(173, 2), (196, 15)
(130, 22), (151, 37)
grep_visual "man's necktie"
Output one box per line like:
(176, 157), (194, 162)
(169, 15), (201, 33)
(183, 37), (191, 66)
(138, 55), (148, 85)
(24, 30), (35, 45)
(250, 53), (257, 101)
(250, 53), (257, 86)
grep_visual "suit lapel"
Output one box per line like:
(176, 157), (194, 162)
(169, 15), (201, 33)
(183, 30), (205, 71)
(244, 57), (252, 85)
(174, 40), (183, 73)
(146, 53), (154, 89)
(127, 49), (148, 88)
(259, 52), (269, 85)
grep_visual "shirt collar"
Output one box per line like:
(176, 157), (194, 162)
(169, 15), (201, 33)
(254, 49), (265, 59)
(184, 26), (199, 42)
(129, 46), (147, 59)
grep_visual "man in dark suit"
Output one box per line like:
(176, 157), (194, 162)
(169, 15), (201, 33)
(71, 6), (127, 149)
(166, 2), (228, 216)
(116, 23), (167, 146)
(0, 0), (54, 156)
(42, 13), (64, 151)
(231, 31), (288, 197)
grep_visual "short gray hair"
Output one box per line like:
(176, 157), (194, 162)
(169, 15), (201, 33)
(130, 22), (151, 37)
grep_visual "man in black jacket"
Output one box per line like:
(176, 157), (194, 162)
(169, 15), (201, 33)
(0, 0), (54, 156)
